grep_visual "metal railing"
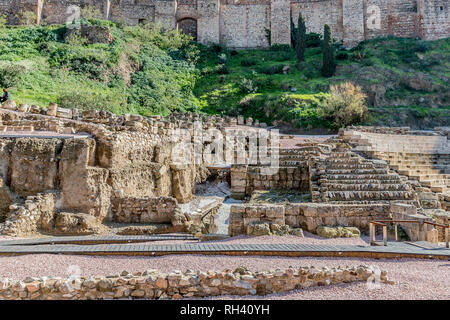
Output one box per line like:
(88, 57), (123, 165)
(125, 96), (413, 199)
(369, 219), (449, 248)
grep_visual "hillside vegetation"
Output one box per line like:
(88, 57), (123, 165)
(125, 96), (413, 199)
(0, 19), (449, 130)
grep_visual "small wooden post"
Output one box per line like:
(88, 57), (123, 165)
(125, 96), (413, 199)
(446, 227), (449, 249)
(419, 221), (425, 241)
(394, 223), (398, 242)
(416, 223), (421, 241)
(369, 223), (375, 245)
(383, 225), (387, 246)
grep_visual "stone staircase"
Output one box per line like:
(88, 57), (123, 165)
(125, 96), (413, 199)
(310, 148), (417, 204)
(372, 152), (450, 193)
(277, 145), (326, 167)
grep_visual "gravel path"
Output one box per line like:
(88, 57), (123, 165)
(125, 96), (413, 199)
(0, 233), (447, 300)
(0, 254), (447, 300)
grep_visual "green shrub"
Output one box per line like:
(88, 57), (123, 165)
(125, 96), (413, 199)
(320, 82), (368, 128)
(260, 64), (284, 75)
(0, 14), (6, 29)
(238, 78), (258, 94)
(215, 64), (230, 74)
(269, 44), (291, 52)
(81, 6), (103, 20)
(413, 42), (429, 53)
(241, 59), (257, 67)
(16, 10), (37, 26)
(306, 33), (322, 48)
(57, 91), (126, 113)
(336, 52), (349, 60)
(0, 64), (25, 88)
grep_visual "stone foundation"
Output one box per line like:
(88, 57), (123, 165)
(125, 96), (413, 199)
(0, 266), (390, 300)
(112, 196), (179, 224)
(229, 203), (391, 236)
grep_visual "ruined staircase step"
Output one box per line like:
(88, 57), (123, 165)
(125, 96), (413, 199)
(430, 186), (448, 193)
(322, 183), (410, 191)
(325, 174), (402, 181)
(326, 191), (416, 201)
(326, 168), (389, 174)
(398, 168), (450, 176)
(420, 179), (450, 187)
(319, 178), (402, 184)
(325, 163), (381, 169)
(411, 174), (450, 182)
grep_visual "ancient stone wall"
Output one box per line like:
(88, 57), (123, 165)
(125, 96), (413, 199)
(0, 266), (389, 300)
(1, 0), (448, 48)
(112, 196), (179, 223)
(230, 165), (309, 199)
(229, 202), (391, 236)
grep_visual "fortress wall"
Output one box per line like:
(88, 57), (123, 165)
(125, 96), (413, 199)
(110, 3), (155, 25)
(220, 2), (270, 48)
(291, 0), (341, 39)
(419, 0), (449, 40)
(0, 0), (448, 48)
(196, 0), (220, 44)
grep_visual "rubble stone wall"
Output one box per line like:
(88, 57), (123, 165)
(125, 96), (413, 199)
(112, 196), (179, 223)
(0, 266), (389, 300)
(230, 165), (309, 199)
(0, 193), (55, 236)
(229, 202), (391, 236)
(1, 0), (448, 48)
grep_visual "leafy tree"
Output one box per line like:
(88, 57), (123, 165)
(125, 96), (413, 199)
(322, 24), (335, 77)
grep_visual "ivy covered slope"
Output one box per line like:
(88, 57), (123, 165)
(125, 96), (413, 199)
(0, 20), (449, 130)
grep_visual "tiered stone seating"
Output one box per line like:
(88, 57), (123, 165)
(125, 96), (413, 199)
(311, 149), (416, 204)
(376, 152), (450, 193)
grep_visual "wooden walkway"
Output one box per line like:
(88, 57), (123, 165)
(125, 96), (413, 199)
(0, 236), (448, 259)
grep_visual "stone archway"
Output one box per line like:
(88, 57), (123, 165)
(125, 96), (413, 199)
(177, 18), (197, 41)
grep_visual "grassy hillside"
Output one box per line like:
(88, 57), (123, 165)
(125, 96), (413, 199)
(0, 20), (200, 116)
(0, 19), (449, 130)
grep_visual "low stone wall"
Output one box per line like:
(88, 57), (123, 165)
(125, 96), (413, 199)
(229, 203), (391, 236)
(0, 266), (389, 300)
(231, 165), (309, 199)
(112, 196), (179, 223)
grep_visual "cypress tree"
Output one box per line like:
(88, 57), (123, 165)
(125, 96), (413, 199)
(290, 12), (297, 49)
(296, 13), (306, 62)
(322, 24), (335, 77)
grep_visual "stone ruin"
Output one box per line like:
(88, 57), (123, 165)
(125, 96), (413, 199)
(0, 100), (448, 241)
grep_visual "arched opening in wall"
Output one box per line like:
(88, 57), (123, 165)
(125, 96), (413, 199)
(177, 18), (197, 41)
